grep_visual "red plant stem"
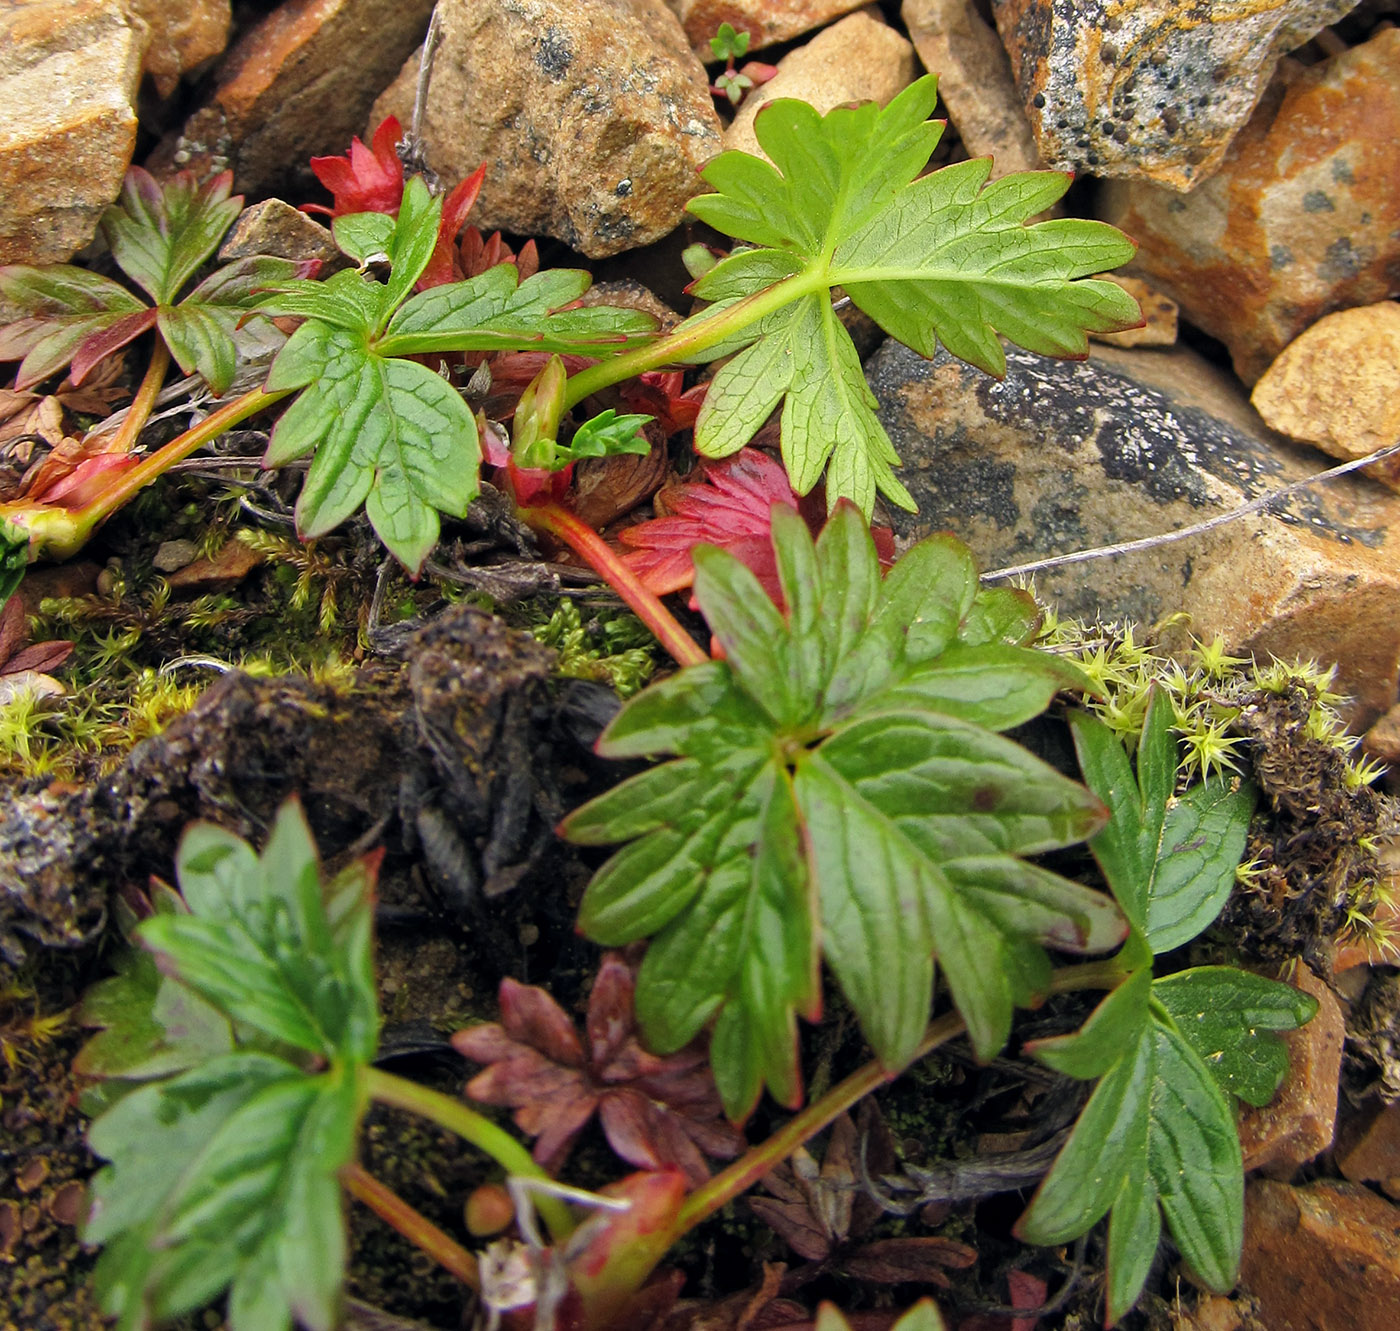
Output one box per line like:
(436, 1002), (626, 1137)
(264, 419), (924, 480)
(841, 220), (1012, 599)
(76, 385), (290, 530)
(342, 1162), (480, 1291)
(669, 956), (1134, 1242)
(521, 500), (707, 669)
(103, 337), (170, 457)
(670, 1010), (966, 1240)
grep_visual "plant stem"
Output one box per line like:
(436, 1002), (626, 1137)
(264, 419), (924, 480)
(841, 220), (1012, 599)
(342, 1162), (479, 1290)
(365, 1066), (575, 1241)
(77, 386), (289, 531)
(102, 337), (171, 458)
(672, 1009), (968, 1238)
(561, 269), (823, 412)
(520, 501), (707, 668)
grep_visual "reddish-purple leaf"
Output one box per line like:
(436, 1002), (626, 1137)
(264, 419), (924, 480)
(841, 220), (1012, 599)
(0, 593), (73, 678)
(453, 952), (743, 1186)
(840, 1237), (977, 1288)
(69, 308), (157, 385)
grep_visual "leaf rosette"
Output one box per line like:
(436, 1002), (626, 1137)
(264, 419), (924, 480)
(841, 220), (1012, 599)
(564, 503), (1125, 1117)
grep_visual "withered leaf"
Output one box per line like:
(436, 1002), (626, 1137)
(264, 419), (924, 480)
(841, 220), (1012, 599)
(453, 951), (744, 1187)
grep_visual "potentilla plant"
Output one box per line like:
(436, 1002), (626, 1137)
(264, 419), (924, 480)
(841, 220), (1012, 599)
(75, 509), (1315, 1330)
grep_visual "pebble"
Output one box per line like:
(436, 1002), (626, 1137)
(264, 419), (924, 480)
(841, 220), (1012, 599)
(991, 0), (1358, 189)
(151, 539), (201, 573)
(1099, 29), (1400, 384)
(1241, 1179), (1400, 1331)
(218, 197), (343, 267)
(0, 0), (144, 265)
(723, 11), (917, 159)
(372, 0), (721, 258)
(865, 337), (1400, 725)
(1251, 302), (1400, 492)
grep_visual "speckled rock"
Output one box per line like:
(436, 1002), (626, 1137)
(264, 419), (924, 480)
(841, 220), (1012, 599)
(902, 0), (1043, 175)
(1251, 302), (1400, 492)
(1099, 30), (1400, 385)
(724, 11), (916, 159)
(373, 0), (721, 259)
(0, 0), (144, 265)
(1241, 1180), (1400, 1330)
(1090, 273), (1178, 348)
(1238, 967), (1343, 1178)
(170, 0), (436, 196)
(990, 0), (1358, 189)
(667, 0), (869, 61)
(127, 0), (230, 96)
(866, 338), (1400, 724)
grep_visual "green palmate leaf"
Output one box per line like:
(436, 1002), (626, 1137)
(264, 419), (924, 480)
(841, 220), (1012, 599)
(1016, 964), (1315, 1324)
(79, 798), (379, 1331)
(85, 1055), (363, 1331)
(101, 168), (244, 306)
(0, 169), (301, 394)
(258, 182), (656, 572)
(1069, 690), (1255, 950)
(141, 798), (378, 1062)
(564, 504), (1121, 1117)
(683, 76), (1140, 515)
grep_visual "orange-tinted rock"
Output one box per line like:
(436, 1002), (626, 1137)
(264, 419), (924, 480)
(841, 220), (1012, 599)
(724, 12), (916, 159)
(1336, 1101), (1400, 1199)
(1365, 706), (1400, 765)
(127, 0), (230, 96)
(181, 0), (436, 196)
(903, 0), (1043, 176)
(165, 537), (265, 593)
(1238, 967), (1343, 1178)
(1099, 30), (1400, 385)
(0, 0), (144, 264)
(992, 0), (1357, 190)
(1251, 302), (1400, 493)
(1241, 1179), (1400, 1330)
(666, 0), (868, 61)
(866, 338), (1400, 726)
(373, 0), (721, 258)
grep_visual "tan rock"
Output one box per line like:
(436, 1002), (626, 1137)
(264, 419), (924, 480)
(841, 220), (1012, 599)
(993, 0), (1357, 190)
(1099, 31), (1400, 385)
(125, 0), (230, 96)
(724, 11), (916, 159)
(0, 0), (145, 265)
(666, 0), (868, 61)
(902, 0), (1042, 175)
(1365, 705), (1400, 765)
(1238, 966), (1342, 1178)
(1336, 1100), (1400, 1199)
(1091, 274), (1178, 349)
(373, 0), (721, 259)
(1241, 1179), (1400, 1330)
(218, 198), (342, 268)
(166, 537), (264, 594)
(188, 0), (436, 196)
(1251, 302), (1400, 493)
(866, 338), (1400, 726)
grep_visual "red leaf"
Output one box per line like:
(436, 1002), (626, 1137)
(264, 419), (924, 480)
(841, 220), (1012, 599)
(957, 1269), (1047, 1331)
(453, 953), (743, 1186)
(619, 449), (798, 601)
(306, 116), (405, 218)
(420, 164), (487, 289)
(0, 593), (73, 678)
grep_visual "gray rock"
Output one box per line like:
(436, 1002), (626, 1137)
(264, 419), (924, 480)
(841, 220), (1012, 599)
(990, 0), (1359, 189)
(867, 338), (1400, 724)
(372, 0), (722, 259)
(218, 198), (343, 268)
(0, 0), (144, 265)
